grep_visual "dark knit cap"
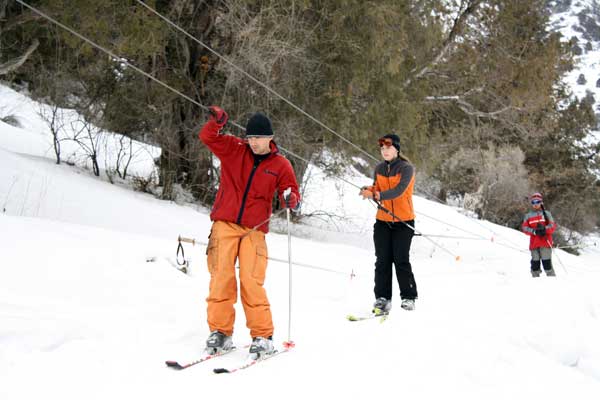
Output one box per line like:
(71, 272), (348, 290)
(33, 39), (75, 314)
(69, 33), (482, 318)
(246, 112), (273, 137)
(381, 134), (401, 152)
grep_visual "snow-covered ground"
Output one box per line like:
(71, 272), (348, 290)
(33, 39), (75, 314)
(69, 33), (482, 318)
(1, 84), (600, 399)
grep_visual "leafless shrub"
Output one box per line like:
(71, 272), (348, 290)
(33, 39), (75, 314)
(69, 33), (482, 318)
(439, 147), (483, 195)
(415, 170), (444, 202)
(132, 172), (157, 194)
(68, 116), (103, 176)
(441, 144), (530, 226)
(103, 134), (139, 184)
(37, 103), (68, 164)
(478, 145), (530, 227)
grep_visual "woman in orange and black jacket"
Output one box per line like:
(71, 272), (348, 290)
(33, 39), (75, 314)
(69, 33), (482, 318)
(360, 134), (418, 313)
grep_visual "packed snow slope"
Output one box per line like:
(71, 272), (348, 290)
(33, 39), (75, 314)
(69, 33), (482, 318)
(1, 84), (600, 400)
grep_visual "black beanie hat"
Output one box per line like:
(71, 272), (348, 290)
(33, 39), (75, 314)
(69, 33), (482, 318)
(246, 112), (273, 137)
(381, 134), (401, 152)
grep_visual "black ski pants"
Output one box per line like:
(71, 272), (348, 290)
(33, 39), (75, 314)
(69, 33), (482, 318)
(373, 219), (418, 301)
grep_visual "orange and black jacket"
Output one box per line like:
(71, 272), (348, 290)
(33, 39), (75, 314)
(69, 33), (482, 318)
(372, 158), (415, 222)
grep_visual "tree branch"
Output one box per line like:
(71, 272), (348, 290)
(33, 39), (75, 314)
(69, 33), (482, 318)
(404, 0), (483, 88)
(0, 38), (39, 75)
(0, 0), (7, 20)
(1, 10), (42, 32)
(424, 91), (528, 136)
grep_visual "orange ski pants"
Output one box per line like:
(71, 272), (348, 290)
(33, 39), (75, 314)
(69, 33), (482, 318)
(205, 221), (273, 338)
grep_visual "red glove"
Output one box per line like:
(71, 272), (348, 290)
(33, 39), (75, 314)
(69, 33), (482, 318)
(208, 106), (228, 127)
(283, 190), (299, 211)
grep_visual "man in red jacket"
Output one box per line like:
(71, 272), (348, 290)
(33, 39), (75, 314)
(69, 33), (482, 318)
(521, 192), (556, 277)
(199, 106), (300, 358)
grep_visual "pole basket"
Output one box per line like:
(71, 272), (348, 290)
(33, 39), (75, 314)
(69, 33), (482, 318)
(283, 340), (295, 349)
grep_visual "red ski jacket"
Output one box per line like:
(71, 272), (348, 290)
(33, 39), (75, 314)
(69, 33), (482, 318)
(521, 209), (556, 250)
(199, 120), (300, 233)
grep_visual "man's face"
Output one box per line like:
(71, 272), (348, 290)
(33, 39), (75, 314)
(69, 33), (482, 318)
(532, 200), (542, 210)
(247, 136), (272, 155)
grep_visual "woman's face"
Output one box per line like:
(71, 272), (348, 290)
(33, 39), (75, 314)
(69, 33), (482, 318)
(380, 144), (398, 161)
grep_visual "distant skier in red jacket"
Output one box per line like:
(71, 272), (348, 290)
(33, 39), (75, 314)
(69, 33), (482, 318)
(521, 192), (556, 277)
(199, 106), (300, 358)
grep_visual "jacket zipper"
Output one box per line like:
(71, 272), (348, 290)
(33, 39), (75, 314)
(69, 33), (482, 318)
(237, 162), (260, 224)
(385, 163), (397, 222)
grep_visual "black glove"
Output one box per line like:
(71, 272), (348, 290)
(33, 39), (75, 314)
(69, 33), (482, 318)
(535, 225), (546, 236)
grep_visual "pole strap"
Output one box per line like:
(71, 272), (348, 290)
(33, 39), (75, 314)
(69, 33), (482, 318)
(176, 235), (196, 266)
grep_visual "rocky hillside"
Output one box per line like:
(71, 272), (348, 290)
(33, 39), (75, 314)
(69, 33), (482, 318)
(549, 0), (600, 134)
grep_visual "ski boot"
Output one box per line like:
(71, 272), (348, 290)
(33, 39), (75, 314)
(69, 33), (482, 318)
(249, 336), (275, 360)
(401, 298), (416, 311)
(205, 330), (233, 355)
(372, 297), (391, 316)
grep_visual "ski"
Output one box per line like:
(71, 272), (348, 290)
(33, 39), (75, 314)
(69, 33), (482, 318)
(165, 347), (237, 370)
(346, 312), (388, 322)
(213, 348), (291, 374)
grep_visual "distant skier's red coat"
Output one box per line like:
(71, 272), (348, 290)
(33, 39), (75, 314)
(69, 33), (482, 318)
(521, 210), (556, 250)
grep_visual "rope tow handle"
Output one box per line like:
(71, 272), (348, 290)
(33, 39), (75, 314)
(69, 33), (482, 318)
(176, 236), (198, 266)
(177, 236), (196, 245)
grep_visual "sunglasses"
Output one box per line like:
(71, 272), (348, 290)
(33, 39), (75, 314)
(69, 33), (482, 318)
(531, 199), (542, 205)
(378, 138), (394, 147)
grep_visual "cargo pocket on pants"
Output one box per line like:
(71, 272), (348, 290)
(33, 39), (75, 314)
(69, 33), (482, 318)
(252, 245), (268, 285)
(206, 238), (219, 275)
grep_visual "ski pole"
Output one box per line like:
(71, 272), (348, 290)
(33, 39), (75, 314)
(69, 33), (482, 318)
(538, 204), (567, 274)
(284, 206), (295, 349)
(547, 238), (568, 275)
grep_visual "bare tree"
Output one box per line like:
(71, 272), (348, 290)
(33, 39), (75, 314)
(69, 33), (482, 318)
(103, 134), (145, 183)
(37, 103), (67, 164)
(114, 135), (134, 180)
(69, 117), (103, 176)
